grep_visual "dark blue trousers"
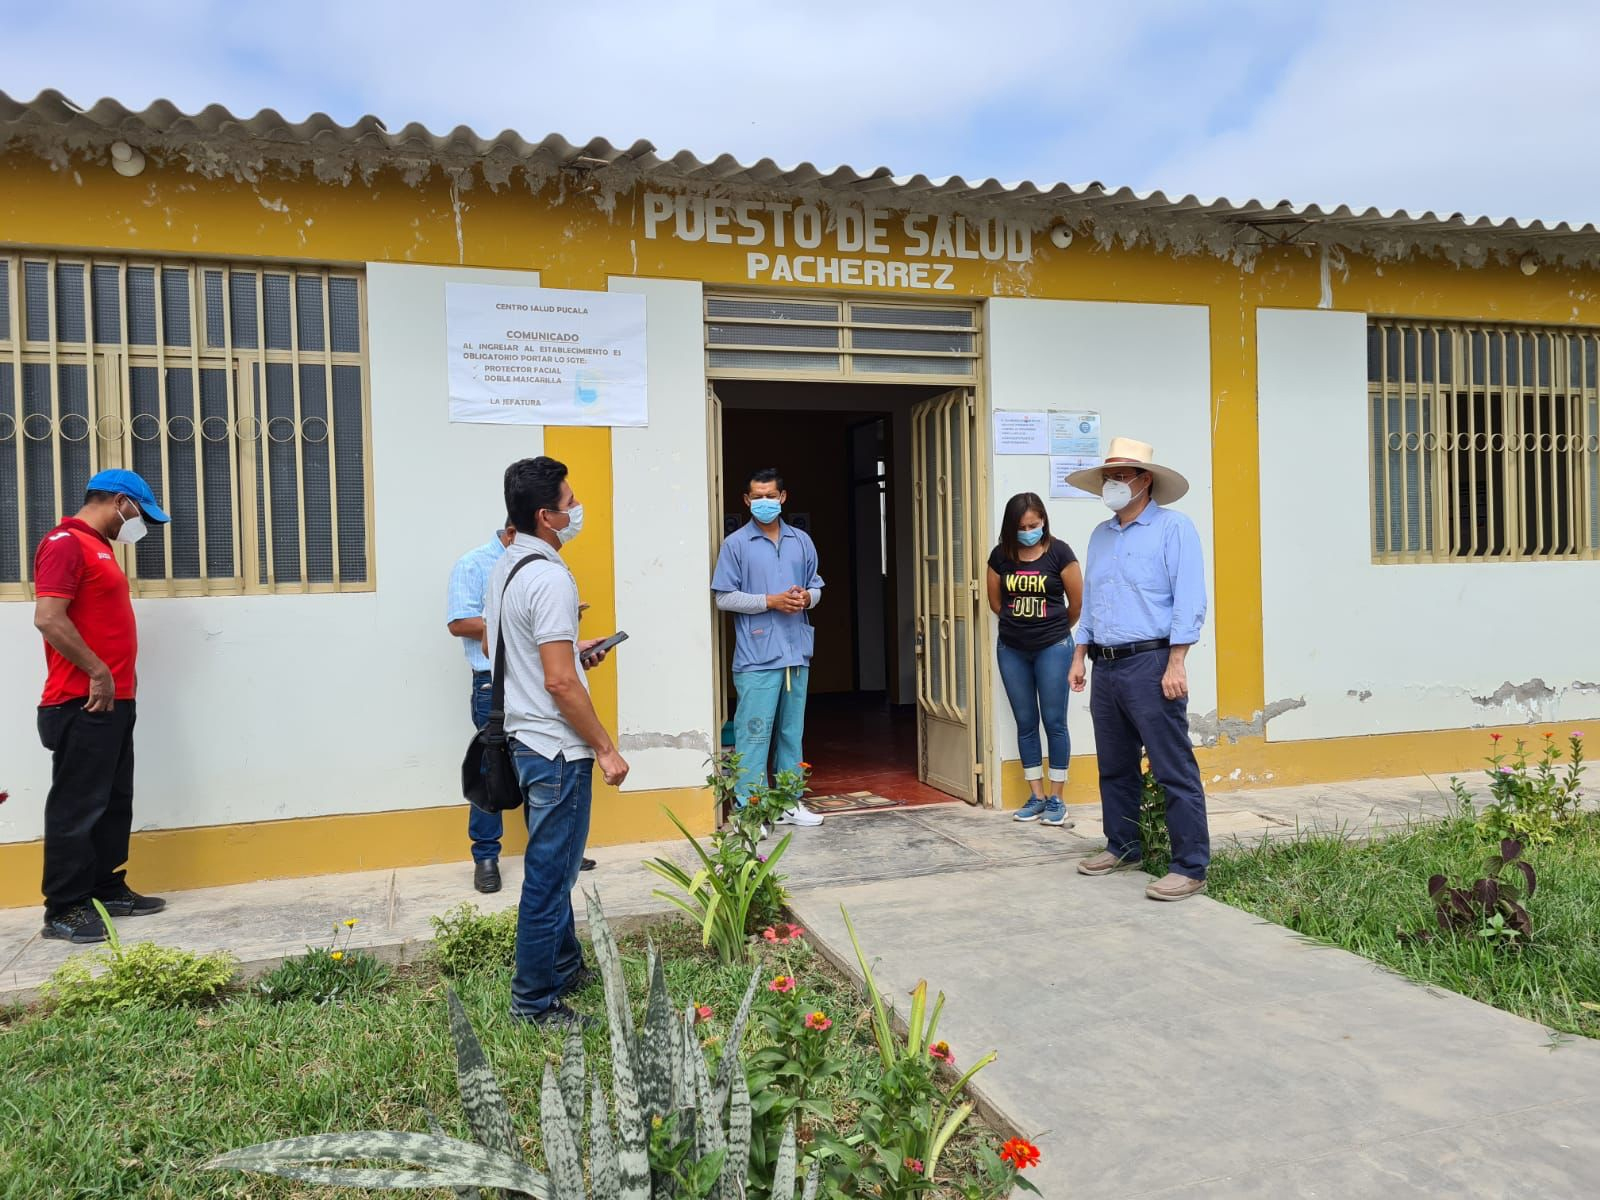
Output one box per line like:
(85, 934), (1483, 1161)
(1089, 649), (1210, 880)
(468, 671), (504, 862)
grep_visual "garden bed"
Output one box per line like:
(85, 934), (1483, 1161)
(1205, 813), (1600, 1038)
(0, 914), (1006, 1199)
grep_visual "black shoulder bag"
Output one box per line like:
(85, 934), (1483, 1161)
(461, 553), (545, 814)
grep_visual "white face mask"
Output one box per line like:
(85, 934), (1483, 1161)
(114, 501), (149, 545)
(552, 503), (584, 545)
(1101, 478), (1145, 513)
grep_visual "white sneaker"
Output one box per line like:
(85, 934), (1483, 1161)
(776, 804), (824, 828)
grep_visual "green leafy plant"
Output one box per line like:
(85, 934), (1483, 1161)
(825, 908), (996, 1193)
(1476, 731), (1586, 847)
(950, 1141), (1043, 1199)
(43, 900), (236, 1015)
(208, 889), (821, 1200)
(1404, 838), (1538, 948)
(746, 963), (851, 1189)
(428, 901), (518, 977)
(254, 918), (392, 1005)
(644, 754), (802, 963)
(1138, 759), (1170, 876)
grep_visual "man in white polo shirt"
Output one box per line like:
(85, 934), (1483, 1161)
(485, 456), (627, 1027)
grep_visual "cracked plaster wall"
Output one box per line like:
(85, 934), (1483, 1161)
(1257, 309), (1600, 742)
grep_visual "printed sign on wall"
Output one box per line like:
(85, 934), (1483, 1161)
(446, 283), (648, 426)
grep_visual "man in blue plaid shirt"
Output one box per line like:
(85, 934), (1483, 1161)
(448, 521), (598, 892)
(446, 522), (515, 893)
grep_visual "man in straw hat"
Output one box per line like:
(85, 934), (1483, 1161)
(1066, 438), (1210, 901)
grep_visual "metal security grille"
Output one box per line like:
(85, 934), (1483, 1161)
(0, 250), (372, 597)
(1368, 319), (1600, 562)
(705, 294), (980, 383)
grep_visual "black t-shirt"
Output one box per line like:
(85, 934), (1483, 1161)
(988, 539), (1078, 652)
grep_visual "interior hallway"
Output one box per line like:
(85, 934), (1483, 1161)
(802, 692), (957, 807)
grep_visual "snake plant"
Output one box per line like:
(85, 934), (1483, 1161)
(207, 889), (819, 1199)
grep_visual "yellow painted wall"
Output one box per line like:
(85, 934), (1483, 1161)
(4, 148), (1600, 894)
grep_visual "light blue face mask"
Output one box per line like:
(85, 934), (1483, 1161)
(750, 498), (783, 524)
(1017, 526), (1045, 547)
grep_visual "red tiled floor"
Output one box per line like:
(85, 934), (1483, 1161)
(804, 694), (959, 808)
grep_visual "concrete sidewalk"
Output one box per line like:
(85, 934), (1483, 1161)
(791, 860), (1600, 1198)
(0, 773), (1458, 1002)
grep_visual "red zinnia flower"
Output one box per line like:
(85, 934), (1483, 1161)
(928, 1040), (954, 1065)
(1490, 733), (1503, 743)
(1544, 731), (1555, 740)
(695, 1005), (713, 1023)
(768, 975), (796, 994)
(999, 1138), (1041, 1170)
(0, 789), (9, 806)
(762, 927), (779, 942)
(803, 1011), (832, 1032)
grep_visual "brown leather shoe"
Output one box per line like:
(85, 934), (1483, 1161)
(1076, 851), (1142, 876)
(1145, 872), (1207, 902)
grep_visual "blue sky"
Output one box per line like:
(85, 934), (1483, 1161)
(4, 0), (1598, 224)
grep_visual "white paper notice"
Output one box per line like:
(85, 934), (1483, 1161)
(993, 411), (1049, 454)
(1050, 411), (1100, 456)
(446, 283), (648, 427)
(1050, 455), (1102, 499)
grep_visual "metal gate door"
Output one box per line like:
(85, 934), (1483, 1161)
(912, 388), (982, 803)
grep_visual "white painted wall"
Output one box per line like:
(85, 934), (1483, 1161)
(1258, 308), (1600, 739)
(607, 276), (715, 790)
(984, 299), (1216, 771)
(0, 262), (542, 845)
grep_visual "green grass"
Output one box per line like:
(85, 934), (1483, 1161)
(1207, 813), (1600, 1037)
(0, 920), (995, 1199)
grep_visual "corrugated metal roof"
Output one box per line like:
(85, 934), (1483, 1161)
(4, 88), (1599, 265)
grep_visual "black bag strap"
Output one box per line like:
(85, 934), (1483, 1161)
(489, 552), (550, 721)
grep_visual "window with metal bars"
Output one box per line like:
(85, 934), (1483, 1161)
(0, 251), (372, 597)
(1367, 319), (1600, 562)
(705, 294), (979, 382)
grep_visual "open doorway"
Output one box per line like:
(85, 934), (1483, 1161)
(713, 380), (961, 807)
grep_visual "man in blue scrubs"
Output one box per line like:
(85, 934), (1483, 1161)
(711, 467), (825, 827)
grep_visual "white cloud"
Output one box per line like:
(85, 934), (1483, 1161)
(3, 0), (1597, 223)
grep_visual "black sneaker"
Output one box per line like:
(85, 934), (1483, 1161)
(474, 858), (502, 894)
(94, 886), (166, 917)
(512, 1001), (597, 1030)
(579, 857), (596, 872)
(42, 904), (108, 944)
(558, 965), (599, 998)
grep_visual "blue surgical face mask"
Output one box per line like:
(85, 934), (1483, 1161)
(1017, 526), (1045, 547)
(750, 498), (783, 524)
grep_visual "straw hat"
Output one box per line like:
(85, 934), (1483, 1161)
(1066, 437), (1190, 505)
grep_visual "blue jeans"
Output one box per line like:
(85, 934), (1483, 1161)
(468, 671), (504, 862)
(1088, 648), (1210, 880)
(731, 667), (809, 805)
(997, 638), (1074, 783)
(509, 745), (594, 1016)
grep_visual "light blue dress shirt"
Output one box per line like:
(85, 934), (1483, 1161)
(1076, 501), (1207, 648)
(711, 520), (824, 673)
(447, 536), (508, 673)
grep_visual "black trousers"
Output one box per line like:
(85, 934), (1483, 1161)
(37, 699), (137, 916)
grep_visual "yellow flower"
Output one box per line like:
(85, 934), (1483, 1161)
(330, 950), (344, 961)
(343, 918), (358, 928)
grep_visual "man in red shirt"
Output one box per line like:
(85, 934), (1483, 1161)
(32, 469), (171, 943)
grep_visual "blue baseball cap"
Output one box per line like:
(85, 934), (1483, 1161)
(86, 469), (170, 524)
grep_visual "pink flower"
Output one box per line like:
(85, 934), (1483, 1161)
(803, 1010), (832, 1032)
(0, 789), (9, 807)
(762, 927), (779, 942)
(928, 1040), (954, 1065)
(903, 1158), (924, 1175)
(1499, 766), (1515, 774)
(695, 1005), (713, 1024)
(1573, 731), (1586, 740)
(768, 975), (796, 994)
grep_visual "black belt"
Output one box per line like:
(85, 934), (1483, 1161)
(1089, 638), (1169, 662)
